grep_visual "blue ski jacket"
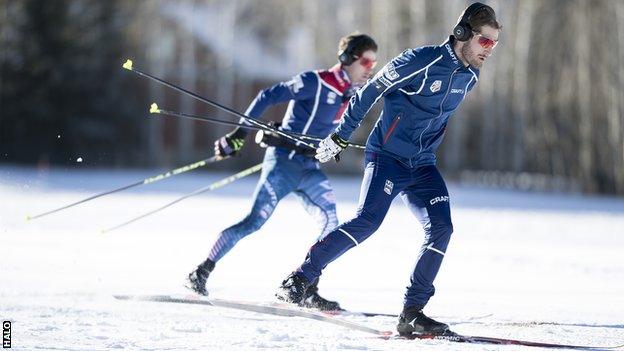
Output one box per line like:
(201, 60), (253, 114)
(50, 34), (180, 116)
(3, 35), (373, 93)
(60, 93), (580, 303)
(335, 37), (480, 168)
(243, 64), (355, 143)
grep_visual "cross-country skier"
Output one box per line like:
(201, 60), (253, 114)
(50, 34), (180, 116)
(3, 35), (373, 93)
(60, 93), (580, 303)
(187, 33), (378, 311)
(276, 3), (501, 334)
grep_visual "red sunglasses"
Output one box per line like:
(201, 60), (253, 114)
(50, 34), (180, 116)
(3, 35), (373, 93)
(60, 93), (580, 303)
(473, 33), (498, 49)
(358, 56), (378, 70)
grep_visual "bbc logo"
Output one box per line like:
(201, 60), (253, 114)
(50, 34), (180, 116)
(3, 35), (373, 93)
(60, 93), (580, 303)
(2, 321), (9, 349)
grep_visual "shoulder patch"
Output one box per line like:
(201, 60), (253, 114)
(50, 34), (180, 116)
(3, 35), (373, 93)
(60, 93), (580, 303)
(372, 62), (400, 92)
(384, 62), (399, 80)
(286, 75), (305, 94)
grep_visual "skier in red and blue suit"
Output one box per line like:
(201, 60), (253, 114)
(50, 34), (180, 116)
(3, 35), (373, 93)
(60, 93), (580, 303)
(187, 33), (378, 311)
(277, 3), (502, 335)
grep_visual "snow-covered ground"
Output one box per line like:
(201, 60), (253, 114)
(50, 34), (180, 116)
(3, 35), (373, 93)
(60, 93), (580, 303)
(1, 165), (623, 351)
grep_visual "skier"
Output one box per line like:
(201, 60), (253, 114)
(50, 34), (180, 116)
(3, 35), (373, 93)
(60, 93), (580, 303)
(276, 3), (501, 334)
(187, 33), (378, 311)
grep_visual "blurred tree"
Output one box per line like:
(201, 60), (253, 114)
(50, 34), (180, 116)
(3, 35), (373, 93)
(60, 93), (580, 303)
(1, 0), (622, 195)
(0, 0), (144, 166)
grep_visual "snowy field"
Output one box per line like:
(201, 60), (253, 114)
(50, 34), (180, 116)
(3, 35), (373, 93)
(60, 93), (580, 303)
(1, 165), (623, 351)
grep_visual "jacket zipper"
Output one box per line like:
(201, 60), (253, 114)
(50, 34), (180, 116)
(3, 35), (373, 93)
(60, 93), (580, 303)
(383, 114), (402, 144)
(418, 68), (460, 153)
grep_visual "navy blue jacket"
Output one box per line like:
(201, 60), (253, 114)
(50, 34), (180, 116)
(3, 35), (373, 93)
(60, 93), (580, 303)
(335, 38), (480, 167)
(243, 65), (355, 157)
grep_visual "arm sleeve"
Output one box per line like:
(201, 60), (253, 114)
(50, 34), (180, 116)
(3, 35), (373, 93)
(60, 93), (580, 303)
(235, 72), (318, 136)
(334, 48), (438, 141)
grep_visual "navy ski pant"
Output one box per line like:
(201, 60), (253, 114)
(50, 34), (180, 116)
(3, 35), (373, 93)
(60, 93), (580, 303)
(297, 152), (453, 308)
(208, 148), (338, 263)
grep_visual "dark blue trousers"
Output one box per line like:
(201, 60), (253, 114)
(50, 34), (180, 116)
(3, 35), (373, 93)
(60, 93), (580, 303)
(297, 152), (453, 308)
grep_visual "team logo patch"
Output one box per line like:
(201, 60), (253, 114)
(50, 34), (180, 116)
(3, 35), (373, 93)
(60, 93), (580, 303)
(326, 91), (337, 104)
(384, 179), (394, 195)
(373, 62), (399, 92)
(430, 80), (442, 93)
(286, 75), (304, 94)
(384, 62), (399, 80)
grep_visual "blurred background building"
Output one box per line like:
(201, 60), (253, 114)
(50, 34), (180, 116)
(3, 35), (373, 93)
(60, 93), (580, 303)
(1, 0), (623, 195)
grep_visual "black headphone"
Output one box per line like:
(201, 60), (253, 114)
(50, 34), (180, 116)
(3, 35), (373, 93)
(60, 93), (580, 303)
(338, 38), (358, 66)
(453, 2), (490, 42)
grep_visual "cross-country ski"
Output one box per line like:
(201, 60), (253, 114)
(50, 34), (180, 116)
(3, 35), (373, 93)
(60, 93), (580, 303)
(114, 294), (623, 350)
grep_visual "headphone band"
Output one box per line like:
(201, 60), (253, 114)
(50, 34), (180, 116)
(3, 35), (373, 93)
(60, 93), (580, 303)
(453, 2), (490, 42)
(338, 38), (358, 66)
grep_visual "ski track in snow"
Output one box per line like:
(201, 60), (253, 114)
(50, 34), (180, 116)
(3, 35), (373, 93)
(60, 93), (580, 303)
(1, 166), (623, 350)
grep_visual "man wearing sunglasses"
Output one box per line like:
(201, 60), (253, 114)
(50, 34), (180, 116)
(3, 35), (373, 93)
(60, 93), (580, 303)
(277, 3), (501, 335)
(187, 33), (378, 311)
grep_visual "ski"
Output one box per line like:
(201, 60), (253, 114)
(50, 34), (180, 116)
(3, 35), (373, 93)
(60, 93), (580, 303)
(327, 310), (492, 320)
(389, 330), (624, 350)
(325, 309), (397, 318)
(113, 294), (489, 322)
(115, 293), (395, 317)
(114, 294), (621, 350)
(114, 294), (393, 336)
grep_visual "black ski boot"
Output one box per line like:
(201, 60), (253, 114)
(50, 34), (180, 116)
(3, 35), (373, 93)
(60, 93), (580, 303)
(275, 272), (310, 305)
(186, 258), (215, 296)
(397, 305), (449, 336)
(302, 282), (342, 311)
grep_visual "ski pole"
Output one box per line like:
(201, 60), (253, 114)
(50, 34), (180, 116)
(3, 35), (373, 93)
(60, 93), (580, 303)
(101, 163), (263, 234)
(149, 103), (366, 149)
(27, 156), (222, 221)
(122, 59), (316, 149)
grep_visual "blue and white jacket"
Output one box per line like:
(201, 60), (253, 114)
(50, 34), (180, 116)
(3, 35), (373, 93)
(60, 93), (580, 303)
(243, 64), (355, 157)
(335, 37), (480, 168)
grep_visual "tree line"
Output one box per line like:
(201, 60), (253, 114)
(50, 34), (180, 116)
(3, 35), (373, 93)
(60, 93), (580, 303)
(1, 0), (622, 194)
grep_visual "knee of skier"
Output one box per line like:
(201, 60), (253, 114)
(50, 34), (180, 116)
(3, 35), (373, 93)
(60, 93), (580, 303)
(356, 209), (384, 233)
(237, 209), (271, 233)
(432, 220), (453, 239)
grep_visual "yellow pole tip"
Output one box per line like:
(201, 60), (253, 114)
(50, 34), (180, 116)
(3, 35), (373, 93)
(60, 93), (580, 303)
(100, 229), (107, 234)
(149, 103), (160, 114)
(26, 215), (31, 221)
(122, 59), (133, 70)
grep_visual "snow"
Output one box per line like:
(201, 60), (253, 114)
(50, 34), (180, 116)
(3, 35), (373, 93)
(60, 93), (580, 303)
(1, 165), (623, 351)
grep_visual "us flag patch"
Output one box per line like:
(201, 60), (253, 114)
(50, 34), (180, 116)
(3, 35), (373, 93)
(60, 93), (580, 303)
(384, 179), (394, 195)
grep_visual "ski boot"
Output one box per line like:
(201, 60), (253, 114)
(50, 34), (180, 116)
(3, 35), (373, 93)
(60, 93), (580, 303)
(276, 272), (310, 305)
(301, 282), (342, 311)
(397, 305), (449, 336)
(186, 258), (215, 296)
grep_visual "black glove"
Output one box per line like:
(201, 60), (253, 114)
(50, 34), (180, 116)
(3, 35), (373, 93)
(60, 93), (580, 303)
(214, 127), (248, 158)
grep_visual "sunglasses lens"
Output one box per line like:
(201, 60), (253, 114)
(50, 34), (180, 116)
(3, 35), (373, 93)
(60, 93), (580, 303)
(478, 36), (497, 49)
(360, 57), (377, 69)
